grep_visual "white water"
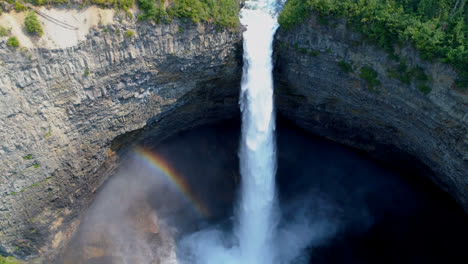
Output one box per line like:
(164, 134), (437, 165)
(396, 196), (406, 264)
(237, 0), (281, 263)
(177, 1), (333, 263)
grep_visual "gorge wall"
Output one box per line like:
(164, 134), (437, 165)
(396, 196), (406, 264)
(1, 8), (467, 263)
(0, 15), (242, 260)
(273, 14), (468, 213)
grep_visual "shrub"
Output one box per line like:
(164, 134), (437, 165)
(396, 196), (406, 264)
(14, 2), (27, 12)
(411, 66), (428, 82)
(388, 60), (431, 90)
(309, 49), (319, 56)
(417, 84), (431, 95)
(84, 67), (90, 76)
(172, 0), (204, 23)
(278, 0), (308, 30)
(119, 0), (134, 11)
(125, 30), (135, 38)
(28, 0), (68, 5)
(0, 26), (8, 37)
(88, 0), (134, 10)
(338, 60), (353, 73)
(24, 11), (43, 36)
(360, 66), (381, 90)
(317, 15), (329, 25)
(455, 77), (468, 91)
(44, 127), (52, 138)
(126, 10), (133, 20)
(7, 36), (19, 48)
(0, 255), (20, 264)
(388, 60), (411, 84)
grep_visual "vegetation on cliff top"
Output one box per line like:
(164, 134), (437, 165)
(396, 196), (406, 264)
(16, 0), (135, 11)
(137, 0), (239, 28)
(0, 25), (8, 37)
(7, 36), (19, 47)
(0, 255), (20, 264)
(24, 10), (43, 36)
(2, 0), (240, 28)
(278, 0), (468, 90)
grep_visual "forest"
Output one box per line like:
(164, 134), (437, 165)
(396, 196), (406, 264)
(279, 0), (468, 90)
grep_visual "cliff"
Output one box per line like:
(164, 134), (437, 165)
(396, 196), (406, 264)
(274, 14), (468, 213)
(0, 13), (242, 260)
(1, 5), (468, 262)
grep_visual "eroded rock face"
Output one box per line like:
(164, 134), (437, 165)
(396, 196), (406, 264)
(274, 15), (468, 212)
(0, 19), (242, 260)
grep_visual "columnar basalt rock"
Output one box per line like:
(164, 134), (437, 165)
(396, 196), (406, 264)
(0, 19), (242, 260)
(273, 15), (468, 213)
(1, 8), (468, 263)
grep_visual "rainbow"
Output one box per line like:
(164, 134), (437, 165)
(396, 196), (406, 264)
(134, 147), (210, 218)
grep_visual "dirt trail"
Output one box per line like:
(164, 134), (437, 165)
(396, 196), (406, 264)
(0, 6), (116, 49)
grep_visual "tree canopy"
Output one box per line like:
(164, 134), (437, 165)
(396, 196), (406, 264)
(137, 0), (240, 28)
(278, 0), (468, 90)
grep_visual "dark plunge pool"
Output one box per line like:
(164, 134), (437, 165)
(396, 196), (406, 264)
(63, 117), (468, 264)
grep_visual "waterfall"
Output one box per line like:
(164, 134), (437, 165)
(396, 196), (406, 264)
(237, 0), (282, 263)
(177, 2), (322, 264)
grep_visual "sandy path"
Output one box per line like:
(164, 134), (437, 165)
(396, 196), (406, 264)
(0, 6), (116, 49)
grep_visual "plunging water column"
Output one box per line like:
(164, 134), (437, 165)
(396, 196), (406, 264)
(178, 1), (285, 263)
(237, 0), (281, 263)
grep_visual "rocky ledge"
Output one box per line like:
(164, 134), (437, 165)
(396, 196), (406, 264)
(0, 18), (242, 260)
(274, 14), (468, 213)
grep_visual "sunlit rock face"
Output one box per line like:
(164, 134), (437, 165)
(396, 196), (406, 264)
(273, 14), (468, 212)
(0, 19), (242, 260)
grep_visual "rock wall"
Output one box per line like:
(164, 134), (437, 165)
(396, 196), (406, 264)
(0, 18), (242, 260)
(2, 7), (467, 262)
(274, 15), (468, 212)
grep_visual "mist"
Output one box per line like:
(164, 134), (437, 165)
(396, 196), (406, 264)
(177, 190), (342, 264)
(60, 118), (468, 264)
(60, 154), (194, 264)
